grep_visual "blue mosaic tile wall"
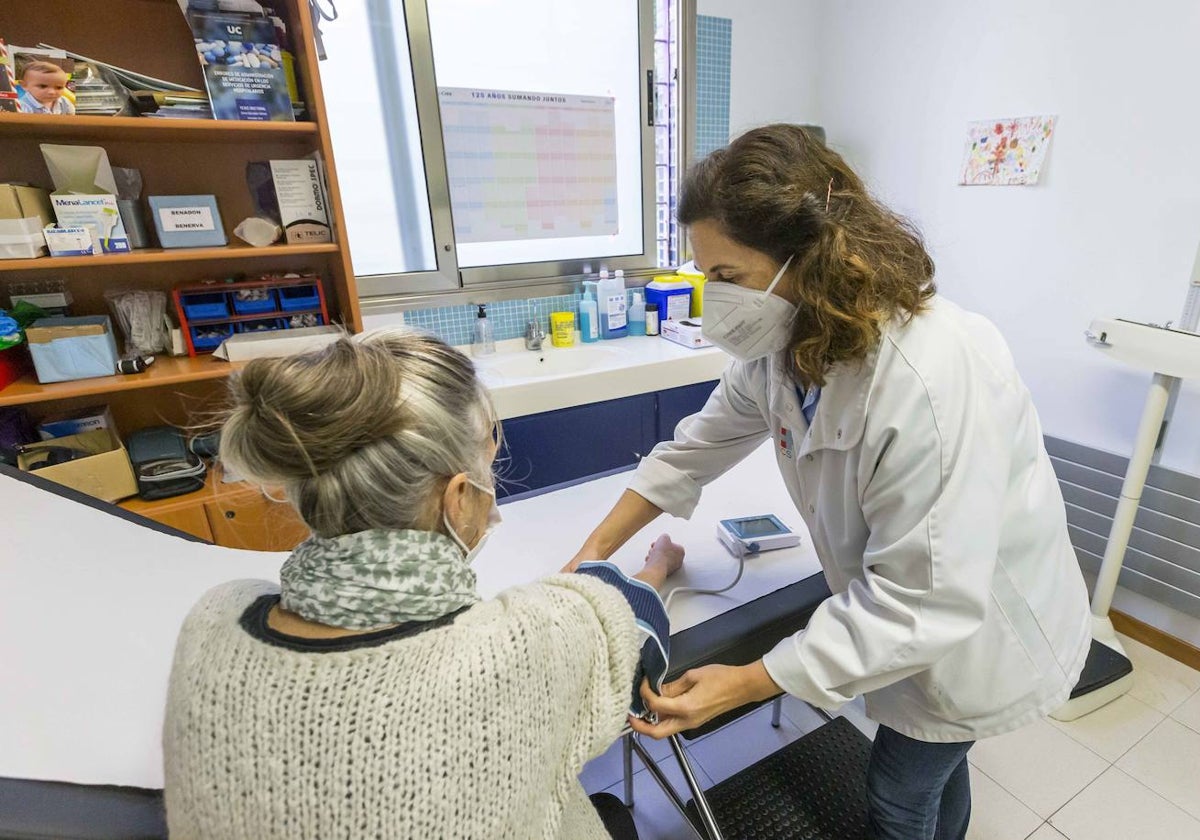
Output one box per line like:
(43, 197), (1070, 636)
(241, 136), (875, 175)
(405, 292), (585, 347)
(695, 15), (732, 159)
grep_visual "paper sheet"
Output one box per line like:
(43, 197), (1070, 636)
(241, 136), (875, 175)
(959, 116), (1057, 186)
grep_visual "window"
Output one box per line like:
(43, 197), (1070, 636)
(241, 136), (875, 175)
(317, 0), (666, 298)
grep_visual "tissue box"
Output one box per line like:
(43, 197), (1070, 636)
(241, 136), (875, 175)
(37, 404), (116, 441)
(17, 427), (138, 502)
(26, 316), (120, 383)
(661, 318), (713, 349)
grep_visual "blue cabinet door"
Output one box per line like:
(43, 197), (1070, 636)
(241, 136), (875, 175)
(655, 380), (719, 444)
(497, 393), (657, 497)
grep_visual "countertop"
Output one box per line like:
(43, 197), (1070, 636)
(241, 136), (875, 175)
(468, 334), (731, 419)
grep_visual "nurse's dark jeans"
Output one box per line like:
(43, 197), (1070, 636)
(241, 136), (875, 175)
(867, 725), (974, 840)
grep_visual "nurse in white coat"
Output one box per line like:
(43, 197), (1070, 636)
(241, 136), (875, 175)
(571, 124), (1092, 840)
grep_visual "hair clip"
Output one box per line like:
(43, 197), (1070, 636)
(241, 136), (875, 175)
(825, 178), (834, 212)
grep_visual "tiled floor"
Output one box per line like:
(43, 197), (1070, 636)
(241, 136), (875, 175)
(581, 633), (1200, 839)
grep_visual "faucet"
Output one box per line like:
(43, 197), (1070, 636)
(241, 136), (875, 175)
(525, 308), (545, 351)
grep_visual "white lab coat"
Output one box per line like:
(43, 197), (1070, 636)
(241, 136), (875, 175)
(630, 296), (1092, 742)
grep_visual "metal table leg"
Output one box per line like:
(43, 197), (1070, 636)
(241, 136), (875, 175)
(622, 733), (635, 807)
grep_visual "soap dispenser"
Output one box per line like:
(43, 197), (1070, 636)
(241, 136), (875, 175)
(472, 304), (495, 356)
(579, 281), (600, 343)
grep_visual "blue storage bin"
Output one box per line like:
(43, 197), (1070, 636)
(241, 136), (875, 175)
(190, 322), (234, 351)
(284, 312), (325, 329)
(278, 284), (321, 312)
(231, 288), (278, 316)
(180, 291), (230, 321)
(237, 318), (285, 334)
(26, 316), (121, 384)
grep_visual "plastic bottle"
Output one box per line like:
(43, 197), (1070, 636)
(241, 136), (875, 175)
(472, 303), (495, 356)
(645, 302), (660, 336)
(628, 289), (646, 336)
(597, 269), (627, 340)
(579, 282), (600, 343)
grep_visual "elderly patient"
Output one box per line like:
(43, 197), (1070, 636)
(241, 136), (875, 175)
(163, 330), (681, 839)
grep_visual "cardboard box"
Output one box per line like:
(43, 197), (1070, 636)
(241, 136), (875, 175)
(661, 317), (713, 349)
(0, 184), (53, 257)
(212, 324), (341, 362)
(0, 184), (55, 225)
(40, 145), (131, 254)
(37, 405), (116, 441)
(26, 316), (120, 383)
(17, 427), (138, 502)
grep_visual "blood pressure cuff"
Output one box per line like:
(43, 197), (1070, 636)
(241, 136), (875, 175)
(575, 561), (670, 720)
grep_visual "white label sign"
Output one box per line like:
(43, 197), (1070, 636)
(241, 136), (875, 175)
(159, 206), (216, 233)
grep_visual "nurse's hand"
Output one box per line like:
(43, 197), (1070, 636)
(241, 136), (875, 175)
(628, 661), (782, 739)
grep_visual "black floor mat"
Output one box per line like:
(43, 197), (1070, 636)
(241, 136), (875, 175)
(685, 716), (872, 840)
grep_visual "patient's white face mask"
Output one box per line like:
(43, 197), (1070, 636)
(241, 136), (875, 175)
(701, 254), (797, 362)
(444, 478), (502, 565)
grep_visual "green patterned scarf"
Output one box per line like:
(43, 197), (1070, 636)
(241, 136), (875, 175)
(279, 529), (480, 630)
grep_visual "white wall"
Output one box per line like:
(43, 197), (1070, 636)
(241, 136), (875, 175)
(697, 0), (822, 135)
(812, 0), (1200, 473)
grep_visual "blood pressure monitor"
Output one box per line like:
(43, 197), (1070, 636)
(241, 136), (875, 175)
(717, 514), (801, 557)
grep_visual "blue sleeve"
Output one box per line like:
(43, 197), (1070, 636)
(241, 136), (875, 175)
(575, 561), (670, 720)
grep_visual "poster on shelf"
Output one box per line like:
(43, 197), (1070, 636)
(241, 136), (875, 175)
(186, 8), (293, 122)
(959, 116), (1057, 186)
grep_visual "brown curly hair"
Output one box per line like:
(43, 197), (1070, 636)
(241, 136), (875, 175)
(679, 124), (936, 387)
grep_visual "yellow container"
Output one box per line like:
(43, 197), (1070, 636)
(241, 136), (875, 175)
(550, 311), (576, 347)
(678, 269), (707, 317)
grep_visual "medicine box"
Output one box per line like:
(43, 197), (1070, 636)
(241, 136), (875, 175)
(148, 195), (227, 248)
(26, 315), (120, 383)
(37, 404), (116, 441)
(247, 160), (333, 244)
(645, 278), (693, 322)
(49, 194), (131, 254)
(17, 427), (138, 503)
(661, 317), (713, 349)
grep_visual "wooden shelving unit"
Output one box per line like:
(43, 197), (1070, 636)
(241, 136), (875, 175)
(0, 242), (340, 271)
(0, 0), (356, 548)
(0, 111), (320, 143)
(0, 355), (242, 407)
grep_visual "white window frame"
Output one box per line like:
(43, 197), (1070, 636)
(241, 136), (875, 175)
(352, 0), (661, 302)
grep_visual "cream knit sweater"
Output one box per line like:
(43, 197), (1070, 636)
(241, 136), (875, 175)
(163, 575), (639, 839)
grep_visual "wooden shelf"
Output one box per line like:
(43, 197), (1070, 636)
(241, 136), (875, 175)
(0, 112), (319, 144)
(0, 355), (242, 407)
(1, 243), (340, 271)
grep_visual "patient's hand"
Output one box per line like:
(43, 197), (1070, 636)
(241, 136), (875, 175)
(645, 534), (684, 578)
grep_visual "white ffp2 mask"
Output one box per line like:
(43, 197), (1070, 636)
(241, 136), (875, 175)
(444, 478), (502, 565)
(701, 255), (797, 362)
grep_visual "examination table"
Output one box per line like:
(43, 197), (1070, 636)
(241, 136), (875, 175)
(0, 442), (873, 840)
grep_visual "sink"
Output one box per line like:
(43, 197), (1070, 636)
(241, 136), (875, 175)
(1086, 317), (1200, 378)
(475, 344), (627, 382)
